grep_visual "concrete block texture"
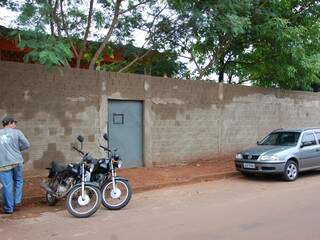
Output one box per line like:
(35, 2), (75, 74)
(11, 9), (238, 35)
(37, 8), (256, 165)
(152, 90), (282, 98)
(1, 61), (320, 171)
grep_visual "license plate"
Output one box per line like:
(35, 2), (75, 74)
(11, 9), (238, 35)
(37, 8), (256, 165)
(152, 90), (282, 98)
(243, 163), (256, 169)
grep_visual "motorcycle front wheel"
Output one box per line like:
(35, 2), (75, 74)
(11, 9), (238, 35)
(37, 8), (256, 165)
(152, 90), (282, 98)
(101, 179), (132, 210)
(66, 185), (101, 218)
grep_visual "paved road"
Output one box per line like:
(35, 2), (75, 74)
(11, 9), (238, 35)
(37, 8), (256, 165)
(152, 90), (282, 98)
(1, 172), (320, 240)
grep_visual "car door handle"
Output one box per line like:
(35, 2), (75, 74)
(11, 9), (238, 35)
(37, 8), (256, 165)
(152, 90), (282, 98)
(316, 149), (320, 152)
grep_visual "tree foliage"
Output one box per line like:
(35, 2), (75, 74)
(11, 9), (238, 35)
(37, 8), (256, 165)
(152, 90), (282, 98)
(1, 0), (320, 90)
(15, 30), (73, 70)
(100, 43), (182, 77)
(0, 0), (17, 9)
(1, 0), (181, 76)
(163, 0), (320, 90)
(238, 1), (320, 90)
(160, 0), (253, 82)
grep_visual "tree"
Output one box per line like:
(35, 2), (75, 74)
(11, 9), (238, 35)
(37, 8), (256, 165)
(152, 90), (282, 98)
(2, 0), (181, 76)
(0, 0), (17, 8)
(4, 0), (320, 90)
(100, 43), (182, 77)
(160, 0), (253, 82)
(237, 0), (320, 90)
(162, 0), (320, 90)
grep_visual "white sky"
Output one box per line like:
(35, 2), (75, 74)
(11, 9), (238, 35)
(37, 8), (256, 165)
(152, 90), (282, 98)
(0, 7), (19, 28)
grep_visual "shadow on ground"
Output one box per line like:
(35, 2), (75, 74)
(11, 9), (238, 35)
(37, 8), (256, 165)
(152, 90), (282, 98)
(240, 169), (320, 182)
(0, 200), (65, 220)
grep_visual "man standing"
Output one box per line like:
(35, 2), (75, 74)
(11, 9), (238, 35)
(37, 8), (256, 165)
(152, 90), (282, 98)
(0, 116), (30, 214)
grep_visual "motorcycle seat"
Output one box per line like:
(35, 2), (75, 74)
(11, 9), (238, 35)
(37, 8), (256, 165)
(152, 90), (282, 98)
(50, 161), (68, 173)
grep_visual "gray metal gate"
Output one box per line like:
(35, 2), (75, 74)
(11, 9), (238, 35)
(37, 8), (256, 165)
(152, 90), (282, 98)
(108, 100), (144, 168)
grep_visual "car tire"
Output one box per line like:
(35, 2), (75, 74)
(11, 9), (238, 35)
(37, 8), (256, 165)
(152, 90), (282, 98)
(283, 160), (298, 181)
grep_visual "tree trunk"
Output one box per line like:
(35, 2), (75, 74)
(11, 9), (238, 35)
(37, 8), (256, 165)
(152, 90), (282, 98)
(53, 0), (61, 36)
(228, 74), (233, 84)
(119, 49), (152, 73)
(196, 58), (215, 81)
(48, 0), (55, 36)
(60, 0), (80, 61)
(89, 0), (122, 70)
(76, 0), (94, 68)
(218, 71), (224, 83)
(218, 57), (226, 83)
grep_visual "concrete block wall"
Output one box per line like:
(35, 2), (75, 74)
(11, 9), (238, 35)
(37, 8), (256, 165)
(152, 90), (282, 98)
(0, 62), (105, 173)
(1, 61), (320, 171)
(144, 78), (222, 165)
(145, 81), (320, 165)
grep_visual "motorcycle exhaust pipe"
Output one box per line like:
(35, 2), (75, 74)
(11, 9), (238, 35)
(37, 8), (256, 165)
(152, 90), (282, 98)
(40, 181), (56, 196)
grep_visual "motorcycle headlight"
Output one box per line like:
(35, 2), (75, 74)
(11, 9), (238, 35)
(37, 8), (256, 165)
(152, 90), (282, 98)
(260, 155), (280, 161)
(117, 160), (123, 168)
(89, 164), (95, 172)
(235, 153), (243, 160)
(85, 171), (91, 181)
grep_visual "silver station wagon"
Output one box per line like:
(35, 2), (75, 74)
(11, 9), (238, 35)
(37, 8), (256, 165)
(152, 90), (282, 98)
(235, 128), (320, 181)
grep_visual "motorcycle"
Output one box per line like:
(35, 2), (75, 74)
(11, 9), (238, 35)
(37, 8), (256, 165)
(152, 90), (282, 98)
(95, 133), (132, 210)
(41, 160), (79, 206)
(41, 136), (85, 206)
(41, 136), (101, 218)
(66, 144), (101, 218)
(41, 134), (132, 211)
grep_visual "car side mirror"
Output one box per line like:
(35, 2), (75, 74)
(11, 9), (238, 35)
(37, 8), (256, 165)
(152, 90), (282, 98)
(103, 133), (108, 141)
(77, 135), (84, 143)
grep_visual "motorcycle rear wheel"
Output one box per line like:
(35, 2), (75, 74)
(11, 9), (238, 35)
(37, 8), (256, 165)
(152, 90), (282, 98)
(66, 185), (101, 218)
(101, 179), (132, 210)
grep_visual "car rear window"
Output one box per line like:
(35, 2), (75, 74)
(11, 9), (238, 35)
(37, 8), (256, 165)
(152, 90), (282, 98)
(302, 133), (317, 145)
(259, 132), (301, 146)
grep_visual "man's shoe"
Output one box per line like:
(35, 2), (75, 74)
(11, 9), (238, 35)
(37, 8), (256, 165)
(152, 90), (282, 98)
(3, 211), (13, 215)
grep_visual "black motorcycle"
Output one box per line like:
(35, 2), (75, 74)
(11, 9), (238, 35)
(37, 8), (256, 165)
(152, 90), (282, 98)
(41, 134), (132, 211)
(94, 133), (132, 210)
(41, 160), (80, 206)
(41, 136), (102, 218)
(65, 146), (102, 218)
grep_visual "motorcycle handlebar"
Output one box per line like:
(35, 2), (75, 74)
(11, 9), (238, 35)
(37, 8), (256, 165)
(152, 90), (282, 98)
(72, 146), (84, 155)
(99, 145), (111, 152)
(83, 153), (95, 164)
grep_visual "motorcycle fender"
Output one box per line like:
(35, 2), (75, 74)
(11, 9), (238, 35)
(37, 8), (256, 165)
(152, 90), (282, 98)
(101, 176), (129, 189)
(104, 176), (129, 184)
(114, 176), (129, 182)
(67, 182), (100, 194)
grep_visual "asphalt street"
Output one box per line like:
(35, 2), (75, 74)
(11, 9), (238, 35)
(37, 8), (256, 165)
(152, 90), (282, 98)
(1, 172), (320, 240)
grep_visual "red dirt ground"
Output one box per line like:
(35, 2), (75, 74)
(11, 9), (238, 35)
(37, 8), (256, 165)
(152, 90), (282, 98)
(1, 158), (237, 219)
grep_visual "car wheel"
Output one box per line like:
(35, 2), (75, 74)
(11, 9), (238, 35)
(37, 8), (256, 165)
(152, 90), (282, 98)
(283, 160), (298, 181)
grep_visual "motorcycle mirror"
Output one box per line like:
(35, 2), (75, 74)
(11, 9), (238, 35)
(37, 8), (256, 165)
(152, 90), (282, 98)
(77, 135), (84, 143)
(103, 133), (108, 141)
